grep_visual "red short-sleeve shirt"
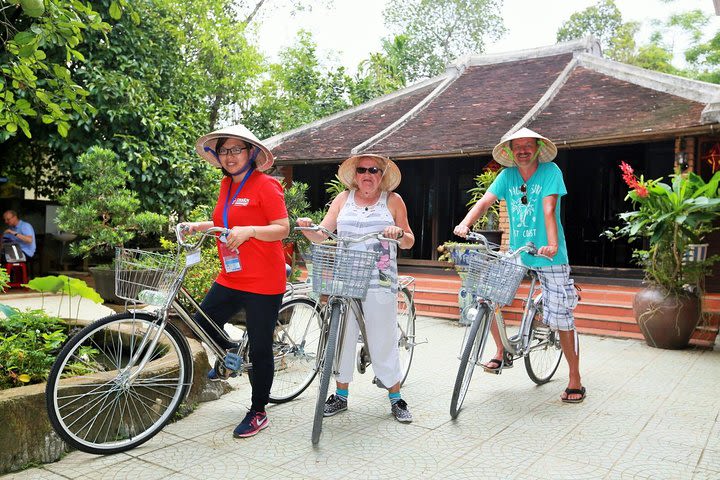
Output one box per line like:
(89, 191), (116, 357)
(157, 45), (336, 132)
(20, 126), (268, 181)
(212, 171), (288, 295)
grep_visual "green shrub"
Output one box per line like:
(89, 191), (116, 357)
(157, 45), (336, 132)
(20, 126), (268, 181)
(0, 268), (9, 292)
(0, 308), (68, 389)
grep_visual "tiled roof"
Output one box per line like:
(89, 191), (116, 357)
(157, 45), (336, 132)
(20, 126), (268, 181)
(369, 54), (573, 157)
(529, 67), (707, 144)
(268, 37), (720, 165)
(269, 81), (443, 163)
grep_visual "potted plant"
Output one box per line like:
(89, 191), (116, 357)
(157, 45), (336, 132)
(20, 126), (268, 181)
(606, 161), (720, 349)
(466, 167), (504, 246)
(437, 166), (504, 270)
(56, 147), (166, 303)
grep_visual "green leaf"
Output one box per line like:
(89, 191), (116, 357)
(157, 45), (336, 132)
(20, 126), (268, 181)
(109, 2), (122, 20)
(65, 277), (104, 303)
(57, 121), (69, 137)
(13, 31), (36, 45)
(26, 276), (65, 293)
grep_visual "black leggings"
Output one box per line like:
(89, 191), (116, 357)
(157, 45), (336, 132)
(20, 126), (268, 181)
(196, 282), (283, 412)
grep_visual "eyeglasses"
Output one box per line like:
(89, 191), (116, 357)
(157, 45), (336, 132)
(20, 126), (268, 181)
(520, 183), (528, 205)
(356, 167), (382, 175)
(217, 146), (249, 156)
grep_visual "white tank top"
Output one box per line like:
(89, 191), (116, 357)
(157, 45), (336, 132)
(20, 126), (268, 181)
(336, 190), (398, 293)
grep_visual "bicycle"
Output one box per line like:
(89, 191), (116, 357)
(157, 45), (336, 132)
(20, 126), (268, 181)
(296, 225), (418, 445)
(449, 232), (563, 419)
(45, 225), (323, 454)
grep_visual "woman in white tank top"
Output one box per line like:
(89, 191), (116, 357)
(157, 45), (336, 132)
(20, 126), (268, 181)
(298, 154), (416, 423)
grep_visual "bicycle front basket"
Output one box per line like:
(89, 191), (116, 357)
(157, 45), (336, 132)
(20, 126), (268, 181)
(115, 248), (183, 309)
(310, 244), (379, 299)
(464, 251), (527, 306)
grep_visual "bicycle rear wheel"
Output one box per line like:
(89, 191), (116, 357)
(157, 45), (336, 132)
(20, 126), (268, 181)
(450, 304), (492, 419)
(269, 297), (323, 403)
(46, 312), (192, 454)
(397, 287), (416, 386)
(311, 304), (341, 445)
(524, 302), (563, 385)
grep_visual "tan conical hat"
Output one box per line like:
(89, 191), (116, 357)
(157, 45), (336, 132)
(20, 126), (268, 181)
(337, 154), (401, 192)
(492, 127), (557, 167)
(195, 124), (274, 171)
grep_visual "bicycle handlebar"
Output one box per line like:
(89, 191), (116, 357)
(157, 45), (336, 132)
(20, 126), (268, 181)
(174, 224), (229, 250)
(295, 224), (400, 245)
(463, 231), (552, 261)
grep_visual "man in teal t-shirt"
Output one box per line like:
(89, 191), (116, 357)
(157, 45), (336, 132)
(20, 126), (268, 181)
(454, 127), (585, 404)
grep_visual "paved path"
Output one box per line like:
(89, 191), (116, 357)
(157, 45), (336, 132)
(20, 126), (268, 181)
(0, 292), (114, 321)
(5, 316), (720, 479)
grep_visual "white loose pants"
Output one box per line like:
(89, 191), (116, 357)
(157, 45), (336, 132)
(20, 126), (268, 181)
(335, 289), (403, 388)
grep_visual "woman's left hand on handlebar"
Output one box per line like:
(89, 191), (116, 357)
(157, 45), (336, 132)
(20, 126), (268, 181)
(538, 244), (558, 258)
(382, 226), (405, 240)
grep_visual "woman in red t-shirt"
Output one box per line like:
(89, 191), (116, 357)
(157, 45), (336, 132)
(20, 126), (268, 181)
(182, 124), (289, 439)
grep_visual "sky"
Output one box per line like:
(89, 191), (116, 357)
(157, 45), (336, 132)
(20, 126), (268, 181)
(255, 0), (720, 72)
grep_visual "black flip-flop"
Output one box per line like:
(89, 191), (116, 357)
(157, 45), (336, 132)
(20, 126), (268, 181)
(482, 358), (503, 374)
(561, 386), (586, 403)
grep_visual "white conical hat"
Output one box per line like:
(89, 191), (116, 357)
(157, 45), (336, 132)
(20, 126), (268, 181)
(337, 154), (401, 192)
(195, 124), (274, 171)
(492, 127), (557, 167)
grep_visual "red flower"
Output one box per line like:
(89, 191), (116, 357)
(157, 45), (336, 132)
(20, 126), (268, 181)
(635, 185), (648, 198)
(619, 161), (649, 198)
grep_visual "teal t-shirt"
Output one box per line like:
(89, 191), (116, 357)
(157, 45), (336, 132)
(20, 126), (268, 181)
(488, 162), (568, 268)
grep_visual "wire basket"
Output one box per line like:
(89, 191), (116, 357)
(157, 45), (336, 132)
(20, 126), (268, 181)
(464, 251), (527, 306)
(310, 243), (380, 299)
(115, 248), (183, 309)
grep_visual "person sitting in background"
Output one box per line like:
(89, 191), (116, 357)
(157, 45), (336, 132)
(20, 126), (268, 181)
(3, 210), (36, 259)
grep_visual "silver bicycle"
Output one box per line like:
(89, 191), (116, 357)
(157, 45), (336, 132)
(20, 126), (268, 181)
(297, 225), (418, 445)
(450, 232), (563, 419)
(45, 225), (323, 454)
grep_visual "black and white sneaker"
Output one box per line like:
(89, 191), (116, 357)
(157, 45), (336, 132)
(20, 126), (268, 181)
(391, 399), (413, 423)
(323, 394), (348, 417)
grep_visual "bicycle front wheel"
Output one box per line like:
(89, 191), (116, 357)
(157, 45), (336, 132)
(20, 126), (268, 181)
(524, 302), (563, 385)
(269, 297), (323, 403)
(312, 304), (341, 445)
(397, 287), (416, 386)
(46, 312), (192, 454)
(450, 304), (492, 419)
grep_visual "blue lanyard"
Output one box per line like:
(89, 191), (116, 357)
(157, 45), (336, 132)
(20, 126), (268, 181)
(222, 167), (255, 229)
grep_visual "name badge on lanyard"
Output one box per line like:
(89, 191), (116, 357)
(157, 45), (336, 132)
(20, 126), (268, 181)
(221, 166), (254, 274)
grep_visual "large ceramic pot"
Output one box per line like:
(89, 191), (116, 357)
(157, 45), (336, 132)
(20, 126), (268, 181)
(633, 286), (701, 349)
(89, 266), (120, 303)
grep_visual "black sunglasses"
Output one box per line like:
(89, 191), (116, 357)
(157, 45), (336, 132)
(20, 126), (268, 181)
(356, 167), (382, 175)
(520, 183), (528, 205)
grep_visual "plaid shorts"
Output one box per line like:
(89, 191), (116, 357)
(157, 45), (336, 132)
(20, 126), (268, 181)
(535, 264), (578, 331)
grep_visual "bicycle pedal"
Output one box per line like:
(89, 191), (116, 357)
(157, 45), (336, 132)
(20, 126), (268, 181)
(372, 376), (386, 389)
(224, 352), (243, 371)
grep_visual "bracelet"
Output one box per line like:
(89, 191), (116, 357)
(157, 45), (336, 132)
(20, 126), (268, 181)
(250, 226), (256, 238)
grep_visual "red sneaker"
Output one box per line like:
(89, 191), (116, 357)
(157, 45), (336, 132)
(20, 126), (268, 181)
(233, 410), (269, 438)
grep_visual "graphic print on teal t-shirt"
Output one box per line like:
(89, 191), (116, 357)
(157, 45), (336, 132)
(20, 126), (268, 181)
(488, 162), (569, 268)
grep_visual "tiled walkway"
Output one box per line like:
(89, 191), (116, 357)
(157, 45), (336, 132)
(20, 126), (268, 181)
(6, 316), (720, 479)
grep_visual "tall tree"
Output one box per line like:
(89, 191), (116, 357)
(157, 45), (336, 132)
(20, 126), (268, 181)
(383, 0), (506, 81)
(556, 0), (624, 53)
(0, 0), (113, 140)
(243, 30), (353, 139)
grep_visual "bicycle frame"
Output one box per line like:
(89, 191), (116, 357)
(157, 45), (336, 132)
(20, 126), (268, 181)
(488, 269), (543, 358)
(323, 296), (371, 373)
